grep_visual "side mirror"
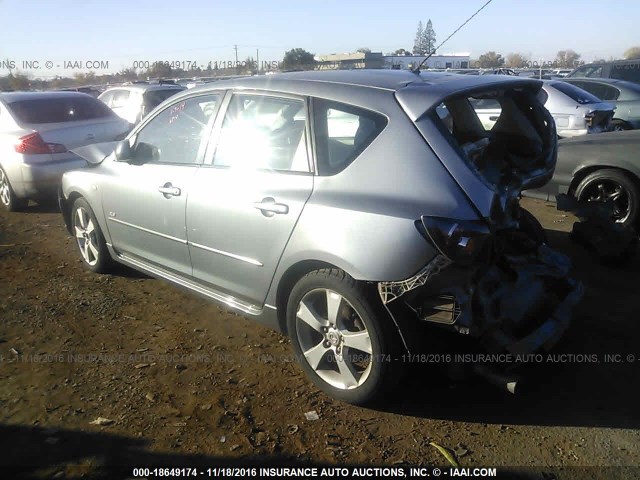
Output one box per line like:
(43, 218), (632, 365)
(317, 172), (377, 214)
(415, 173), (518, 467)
(114, 140), (132, 161)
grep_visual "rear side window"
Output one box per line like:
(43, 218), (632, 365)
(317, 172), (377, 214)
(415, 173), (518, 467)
(312, 99), (387, 176)
(610, 64), (640, 83)
(213, 94), (310, 172)
(551, 82), (601, 105)
(7, 96), (116, 124)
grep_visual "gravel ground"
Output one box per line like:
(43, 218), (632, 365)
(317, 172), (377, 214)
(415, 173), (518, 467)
(0, 198), (638, 479)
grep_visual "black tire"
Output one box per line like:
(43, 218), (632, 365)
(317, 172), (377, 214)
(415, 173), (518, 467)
(517, 207), (548, 244)
(71, 197), (114, 273)
(575, 169), (639, 227)
(612, 119), (632, 131)
(286, 268), (402, 405)
(0, 167), (28, 212)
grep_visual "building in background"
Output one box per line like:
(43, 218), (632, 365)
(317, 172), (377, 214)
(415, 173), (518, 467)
(315, 52), (385, 70)
(384, 53), (470, 70)
(314, 52), (471, 71)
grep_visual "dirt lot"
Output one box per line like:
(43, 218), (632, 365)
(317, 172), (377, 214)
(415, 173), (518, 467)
(0, 198), (638, 479)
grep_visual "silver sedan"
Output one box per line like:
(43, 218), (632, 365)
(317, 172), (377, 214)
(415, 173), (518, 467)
(0, 92), (131, 210)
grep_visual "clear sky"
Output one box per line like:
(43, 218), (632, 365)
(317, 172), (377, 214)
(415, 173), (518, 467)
(0, 0), (637, 77)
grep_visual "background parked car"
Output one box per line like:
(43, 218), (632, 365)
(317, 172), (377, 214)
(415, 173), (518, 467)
(61, 71), (581, 404)
(473, 80), (615, 137)
(524, 129), (640, 227)
(567, 59), (640, 85)
(98, 83), (185, 124)
(57, 86), (103, 98)
(561, 77), (640, 130)
(0, 91), (132, 211)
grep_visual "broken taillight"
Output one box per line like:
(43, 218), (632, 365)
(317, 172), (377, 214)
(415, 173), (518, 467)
(584, 112), (594, 128)
(418, 216), (493, 266)
(14, 132), (67, 155)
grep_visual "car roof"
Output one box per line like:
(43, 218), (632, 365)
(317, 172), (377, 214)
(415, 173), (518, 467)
(102, 84), (185, 93)
(0, 91), (95, 103)
(179, 70), (542, 122)
(189, 70), (541, 96)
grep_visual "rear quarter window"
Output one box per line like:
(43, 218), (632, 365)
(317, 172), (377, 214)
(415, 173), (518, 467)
(7, 96), (116, 124)
(312, 99), (387, 176)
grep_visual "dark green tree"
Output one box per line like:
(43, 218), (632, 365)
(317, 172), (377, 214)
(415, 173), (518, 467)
(422, 19), (436, 54)
(282, 48), (316, 70)
(413, 21), (424, 54)
(478, 51), (505, 68)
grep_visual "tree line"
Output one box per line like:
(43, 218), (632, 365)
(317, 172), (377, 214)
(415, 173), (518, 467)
(2, 29), (640, 91)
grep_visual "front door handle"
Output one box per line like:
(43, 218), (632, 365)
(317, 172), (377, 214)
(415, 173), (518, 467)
(254, 197), (289, 217)
(158, 183), (181, 198)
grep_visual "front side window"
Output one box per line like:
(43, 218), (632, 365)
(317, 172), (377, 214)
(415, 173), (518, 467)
(312, 99), (387, 176)
(132, 94), (220, 165)
(213, 94), (310, 172)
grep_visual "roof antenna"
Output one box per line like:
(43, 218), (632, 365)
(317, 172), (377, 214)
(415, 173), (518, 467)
(412, 0), (494, 74)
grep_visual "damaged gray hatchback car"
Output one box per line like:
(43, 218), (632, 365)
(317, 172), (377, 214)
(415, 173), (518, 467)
(59, 70), (583, 404)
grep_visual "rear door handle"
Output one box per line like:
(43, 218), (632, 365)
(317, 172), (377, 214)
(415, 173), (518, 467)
(254, 197), (289, 217)
(158, 183), (181, 197)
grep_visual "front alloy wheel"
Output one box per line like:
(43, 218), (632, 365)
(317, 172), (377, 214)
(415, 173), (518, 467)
(72, 197), (113, 273)
(287, 269), (400, 404)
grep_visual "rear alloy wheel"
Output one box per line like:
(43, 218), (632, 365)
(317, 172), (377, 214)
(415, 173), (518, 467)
(287, 269), (400, 405)
(72, 197), (114, 273)
(575, 169), (639, 227)
(0, 167), (27, 212)
(612, 120), (632, 131)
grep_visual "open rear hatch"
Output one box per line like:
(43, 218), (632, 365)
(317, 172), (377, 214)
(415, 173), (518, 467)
(383, 76), (583, 388)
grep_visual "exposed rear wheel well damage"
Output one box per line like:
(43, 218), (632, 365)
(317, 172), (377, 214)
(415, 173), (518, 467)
(275, 260), (337, 334)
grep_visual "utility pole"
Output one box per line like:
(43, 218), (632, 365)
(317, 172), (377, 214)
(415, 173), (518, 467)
(234, 45), (238, 65)
(256, 48), (259, 72)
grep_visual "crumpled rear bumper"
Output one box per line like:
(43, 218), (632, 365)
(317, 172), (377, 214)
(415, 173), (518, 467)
(485, 276), (583, 356)
(475, 244), (584, 355)
(379, 242), (583, 357)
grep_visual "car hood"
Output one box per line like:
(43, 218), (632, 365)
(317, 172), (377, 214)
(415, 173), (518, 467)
(70, 141), (118, 165)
